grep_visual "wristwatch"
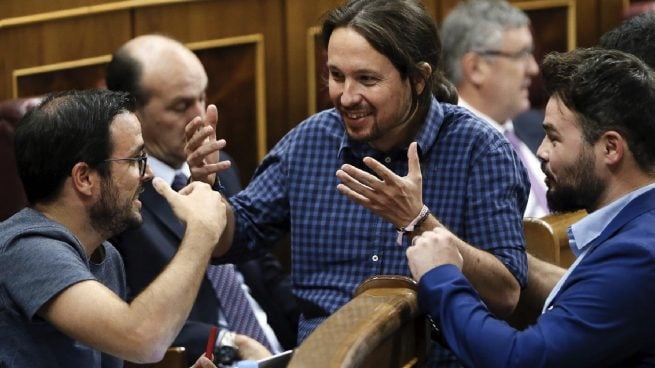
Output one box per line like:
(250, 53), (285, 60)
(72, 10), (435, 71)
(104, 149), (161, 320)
(215, 330), (240, 366)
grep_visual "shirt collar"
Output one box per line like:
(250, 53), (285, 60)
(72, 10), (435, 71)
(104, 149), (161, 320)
(458, 98), (515, 134)
(337, 96), (445, 160)
(147, 156), (191, 186)
(569, 182), (655, 255)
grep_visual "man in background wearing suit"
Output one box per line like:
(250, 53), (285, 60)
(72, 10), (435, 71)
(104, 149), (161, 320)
(106, 34), (298, 365)
(441, 0), (548, 217)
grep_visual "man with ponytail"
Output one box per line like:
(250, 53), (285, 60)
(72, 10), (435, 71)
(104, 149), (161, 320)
(185, 1), (529, 365)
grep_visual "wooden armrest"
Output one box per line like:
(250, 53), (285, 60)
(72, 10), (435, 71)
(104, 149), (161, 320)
(123, 347), (187, 368)
(288, 275), (429, 368)
(524, 209), (587, 268)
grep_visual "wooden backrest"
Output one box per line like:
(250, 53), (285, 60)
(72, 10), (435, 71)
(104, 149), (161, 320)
(288, 275), (429, 368)
(523, 210), (587, 268)
(123, 347), (187, 368)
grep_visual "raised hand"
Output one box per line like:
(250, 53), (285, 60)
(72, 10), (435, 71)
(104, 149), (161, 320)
(184, 104), (232, 185)
(336, 142), (424, 228)
(153, 177), (226, 242)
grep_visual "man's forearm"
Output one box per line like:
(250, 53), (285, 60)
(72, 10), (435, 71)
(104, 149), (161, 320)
(456, 239), (520, 317)
(524, 253), (565, 307)
(412, 216), (520, 317)
(127, 222), (220, 361)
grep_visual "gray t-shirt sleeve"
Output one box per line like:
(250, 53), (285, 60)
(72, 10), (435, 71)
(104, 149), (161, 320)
(2, 234), (95, 321)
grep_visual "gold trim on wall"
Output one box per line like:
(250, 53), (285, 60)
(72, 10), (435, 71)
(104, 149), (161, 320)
(0, 0), (202, 29)
(306, 26), (321, 116)
(12, 34), (267, 162)
(513, 0), (577, 51)
(11, 54), (112, 98)
(187, 34), (268, 162)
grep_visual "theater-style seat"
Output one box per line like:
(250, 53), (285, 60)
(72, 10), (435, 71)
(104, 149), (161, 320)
(524, 210), (587, 268)
(0, 96), (42, 221)
(289, 275), (429, 368)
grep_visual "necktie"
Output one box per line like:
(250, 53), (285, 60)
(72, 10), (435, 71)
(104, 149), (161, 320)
(171, 172), (188, 192)
(504, 130), (549, 212)
(206, 264), (274, 352)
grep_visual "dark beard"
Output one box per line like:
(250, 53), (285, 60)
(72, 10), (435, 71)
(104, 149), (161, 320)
(546, 149), (605, 213)
(89, 177), (142, 238)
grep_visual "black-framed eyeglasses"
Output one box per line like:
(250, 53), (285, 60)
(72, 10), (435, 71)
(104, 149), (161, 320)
(476, 48), (534, 62)
(103, 152), (148, 177)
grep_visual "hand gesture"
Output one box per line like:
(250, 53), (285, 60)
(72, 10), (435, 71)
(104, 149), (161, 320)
(406, 227), (464, 281)
(153, 177), (226, 241)
(336, 142), (424, 228)
(184, 104), (232, 185)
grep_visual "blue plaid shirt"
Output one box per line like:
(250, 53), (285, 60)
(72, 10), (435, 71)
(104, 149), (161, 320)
(225, 98), (528, 363)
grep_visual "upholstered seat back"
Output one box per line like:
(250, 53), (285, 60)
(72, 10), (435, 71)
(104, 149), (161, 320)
(0, 97), (42, 221)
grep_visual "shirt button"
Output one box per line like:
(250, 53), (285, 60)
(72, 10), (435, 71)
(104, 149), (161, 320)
(384, 156), (392, 163)
(371, 255), (379, 262)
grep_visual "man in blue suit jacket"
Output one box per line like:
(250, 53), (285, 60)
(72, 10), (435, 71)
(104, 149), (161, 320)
(106, 34), (299, 364)
(407, 48), (655, 366)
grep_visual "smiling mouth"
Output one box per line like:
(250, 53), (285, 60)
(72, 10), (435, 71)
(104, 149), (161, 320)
(343, 111), (370, 119)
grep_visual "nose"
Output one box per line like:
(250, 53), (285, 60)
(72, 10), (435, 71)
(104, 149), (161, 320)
(340, 79), (362, 107)
(526, 53), (539, 76)
(142, 164), (154, 182)
(536, 136), (548, 163)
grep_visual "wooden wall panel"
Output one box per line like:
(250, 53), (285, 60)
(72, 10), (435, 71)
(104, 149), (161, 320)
(13, 57), (109, 97)
(191, 38), (264, 186)
(284, 0), (342, 128)
(0, 11), (131, 99)
(516, 1), (576, 109)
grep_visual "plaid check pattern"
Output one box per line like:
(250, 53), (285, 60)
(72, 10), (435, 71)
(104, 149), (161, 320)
(225, 98), (529, 366)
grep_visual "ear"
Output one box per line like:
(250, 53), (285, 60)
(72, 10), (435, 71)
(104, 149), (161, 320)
(599, 131), (624, 166)
(413, 62), (432, 95)
(70, 162), (101, 198)
(461, 52), (488, 87)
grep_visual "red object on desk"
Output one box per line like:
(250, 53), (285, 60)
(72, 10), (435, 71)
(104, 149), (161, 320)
(205, 326), (218, 359)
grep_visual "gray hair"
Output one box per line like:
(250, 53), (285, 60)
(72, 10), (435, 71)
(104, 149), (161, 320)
(441, 0), (530, 85)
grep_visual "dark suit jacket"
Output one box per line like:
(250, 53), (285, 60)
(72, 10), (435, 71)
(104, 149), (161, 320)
(111, 153), (298, 364)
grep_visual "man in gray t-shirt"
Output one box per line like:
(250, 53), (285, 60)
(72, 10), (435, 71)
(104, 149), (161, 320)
(0, 90), (226, 367)
(0, 209), (125, 367)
